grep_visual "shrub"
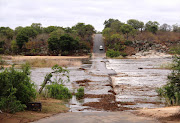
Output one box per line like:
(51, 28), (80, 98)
(119, 52), (128, 57)
(0, 48), (4, 54)
(0, 88), (26, 113)
(39, 64), (70, 94)
(157, 56), (180, 105)
(169, 45), (180, 55)
(46, 83), (72, 100)
(0, 64), (36, 113)
(106, 49), (120, 58)
(124, 40), (133, 45)
(0, 56), (5, 65)
(76, 87), (84, 99)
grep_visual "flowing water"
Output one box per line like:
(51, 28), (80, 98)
(30, 57), (172, 111)
(106, 57), (172, 109)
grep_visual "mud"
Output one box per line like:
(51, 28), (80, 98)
(83, 94), (119, 111)
(76, 79), (92, 84)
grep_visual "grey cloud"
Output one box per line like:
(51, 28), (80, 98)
(0, 0), (180, 31)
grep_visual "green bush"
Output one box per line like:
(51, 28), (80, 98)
(0, 56), (5, 65)
(0, 64), (36, 113)
(169, 45), (180, 55)
(0, 48), (4, 54)
(106, 49), (120, 58)
(119, 52), (128, 57)
(76, 87), (84, 99)
(46, 83), (72, 100)
(0, 88), (26, 113)
(124, 40), (133, 45)
(157, 56), (180, 105)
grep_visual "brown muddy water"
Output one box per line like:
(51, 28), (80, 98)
(30, 57), (172, 112)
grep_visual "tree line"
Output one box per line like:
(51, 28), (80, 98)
(103, 18), (180, 57)
(0, 23), (95, 55)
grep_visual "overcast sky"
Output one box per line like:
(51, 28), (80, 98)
(0, 0), (180, 31)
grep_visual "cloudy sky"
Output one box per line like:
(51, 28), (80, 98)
(0, 0), (180, 31)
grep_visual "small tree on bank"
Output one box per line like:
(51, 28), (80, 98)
(157, 56), (180, 105)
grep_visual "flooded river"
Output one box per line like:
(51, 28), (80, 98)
(106, 58), (172, 109)
(30, 57), (172, 111)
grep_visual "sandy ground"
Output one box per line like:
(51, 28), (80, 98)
(135, 106), (180, 123)
(0, 98), (69, 123)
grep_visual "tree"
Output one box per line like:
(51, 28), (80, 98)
(59, 34), (79, 53)
(103, 18), (120, 28)
(15, 26), (23, 35)
(16, 34), (29, 49)
(48, 33), (79, 55)
(110, 21), (124, 33)
(72, 23), (95, 38)
(157, 56), (180, 105)
(110, 34), (124, 44)
(31, 23), (42, 34)
(172, 24), (180, 32)
(127, 19), (144, 32)
(11, 40), (18, 54)
(64, 27), (73, 33)
(102, 28), (112, 41)
(145, 21), (159, 34)
(43, 26), (58, 33)
(50, 28), (65, 37)
(139, 22), (144, 32)
(120, 24), (134, 40)
(48, 35), (61, 55)
(160, 23), (171, 32)
(0, 27), (14, 39)
(85, 24), (95, 36)
(72, 23), (86, 38)
(39, 64), (70, 94)
(16, 27), (38, 49)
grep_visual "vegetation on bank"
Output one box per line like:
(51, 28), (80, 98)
(103, 18), (180, 58)
(0, 56), (6, 65)
(0, 64), (85, 114)
(76, 87), (84, 99)
(0, 23), (95, 56)
(157, 56), (180, 105)
(0, 64), (36, 113)
(0, 98), (69, 123)
(169, 45), (180, 55)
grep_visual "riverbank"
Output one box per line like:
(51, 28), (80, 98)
(127, 50), (172, 59)
(1, 55), (89, 68)
(134, 106), (180, 123)
(0, 98), (69, 123)
(107, 54), (180, 123)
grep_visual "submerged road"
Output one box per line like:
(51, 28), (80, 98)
(33, 34), (159, 123)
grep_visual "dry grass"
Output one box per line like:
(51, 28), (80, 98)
(4, 55), (89, 60)
(159, 62), (173, 69)
(23, 59), (82, 67)
(9, 56), (88, 67)
(0, 98), (69, 123)
(12, 58), (82, 67)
